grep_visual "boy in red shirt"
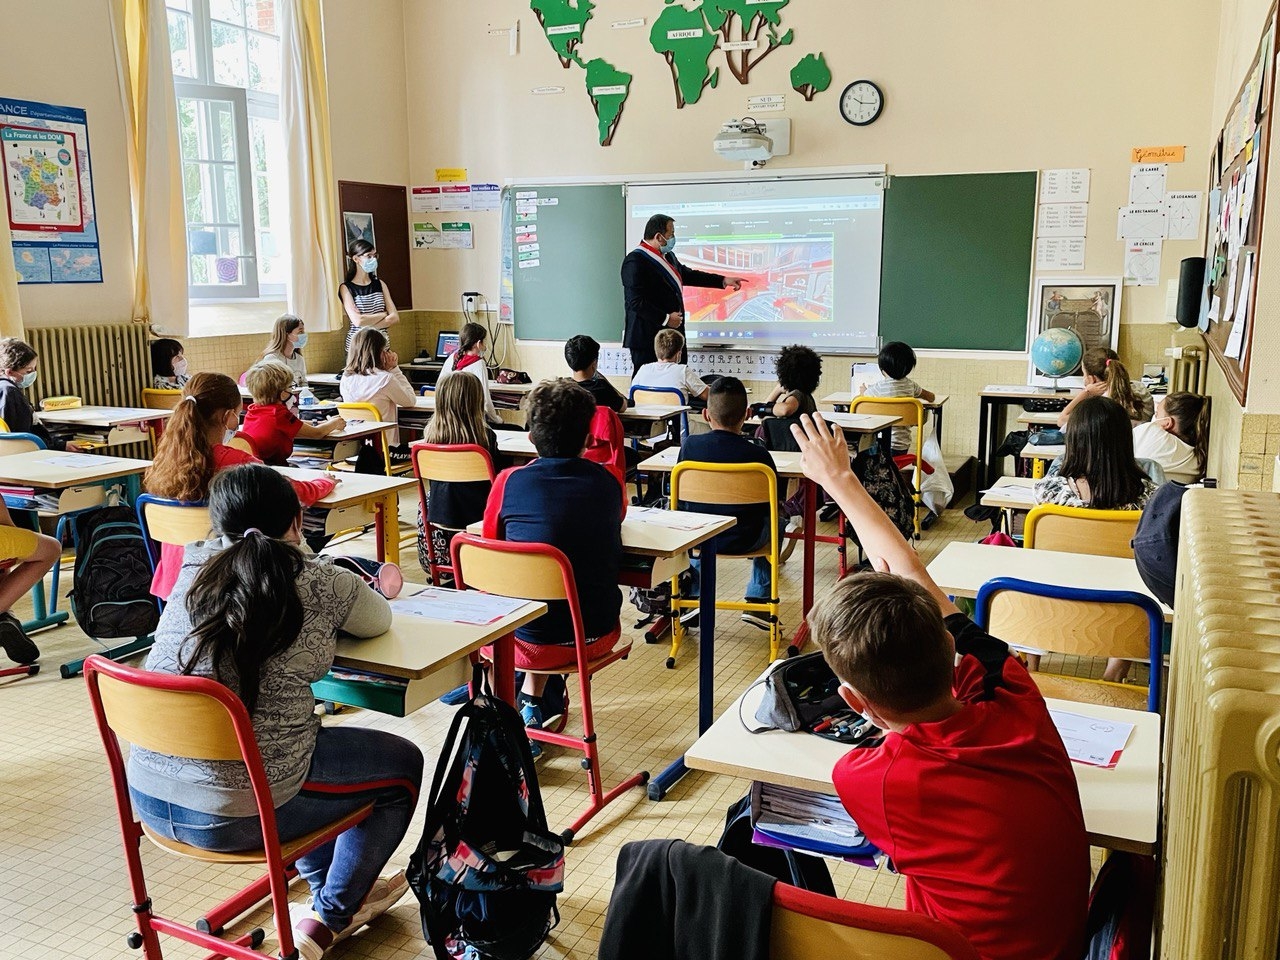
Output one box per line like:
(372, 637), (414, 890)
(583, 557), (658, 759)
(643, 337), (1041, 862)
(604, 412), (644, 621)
(791, 413), (1089, 960)
(240, 360), (345, 465)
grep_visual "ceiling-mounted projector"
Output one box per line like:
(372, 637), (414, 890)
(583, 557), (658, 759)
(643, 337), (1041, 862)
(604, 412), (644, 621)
(713, 118), (792, 168)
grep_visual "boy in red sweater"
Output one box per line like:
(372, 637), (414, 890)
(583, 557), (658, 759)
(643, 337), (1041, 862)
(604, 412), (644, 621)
(791, 413), (1089, 960)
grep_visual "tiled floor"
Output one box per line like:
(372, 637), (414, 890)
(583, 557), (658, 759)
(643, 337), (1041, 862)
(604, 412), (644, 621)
(0, 498), (1072, 959)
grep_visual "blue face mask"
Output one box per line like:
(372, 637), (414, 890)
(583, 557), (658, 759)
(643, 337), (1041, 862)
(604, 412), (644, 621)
(293, 332), (308, 349)
(18, 370), (36, 389)
(361, 256), (378, 274)
(659, 234), (677, 255)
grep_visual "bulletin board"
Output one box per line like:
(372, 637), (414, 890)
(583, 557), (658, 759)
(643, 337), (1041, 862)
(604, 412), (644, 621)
(1201, 4), (1277, 404)
(337, 180), (412, 309)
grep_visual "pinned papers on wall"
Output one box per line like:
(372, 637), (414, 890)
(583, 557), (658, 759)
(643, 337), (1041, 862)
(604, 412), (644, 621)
(411, 183), (500, 213)
(1036, 202), (1088, 237)
(1117, 205), (1169, 240)
(435, 167), (468, 182)
(1226, 251), (1254, 360)
(1035, 237), (1086, 271)
(440, 222), (474, 249)
(412, 222), (439, 248)
(1039, 168), (1090, 203)
(1129, 164), (1168, 204)
(1123, 239), (1162, 286)
(1165, 191), (1202, 241)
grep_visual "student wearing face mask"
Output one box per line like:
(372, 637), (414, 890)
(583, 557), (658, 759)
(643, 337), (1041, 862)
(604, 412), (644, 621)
(261, 314), (310, 388)
(620, 213), (748, 371)
(339, 239), (400, 356)
(0, 337), (86, 451)
(151, 338), (192, 390)
(143, 373), (338, 601)
(239, 360), (345, 466)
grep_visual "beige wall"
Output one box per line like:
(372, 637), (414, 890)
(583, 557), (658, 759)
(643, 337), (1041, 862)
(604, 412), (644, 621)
(0, 0), (135, 326)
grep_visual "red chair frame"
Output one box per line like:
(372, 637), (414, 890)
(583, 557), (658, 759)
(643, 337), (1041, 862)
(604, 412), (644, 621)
(84, 655), (416, 959)
(410, 442), (496, 587)
(450, 533), (649, 843)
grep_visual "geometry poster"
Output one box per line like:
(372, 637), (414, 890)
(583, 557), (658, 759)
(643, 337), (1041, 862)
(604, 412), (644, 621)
(1, 98), (101, 284)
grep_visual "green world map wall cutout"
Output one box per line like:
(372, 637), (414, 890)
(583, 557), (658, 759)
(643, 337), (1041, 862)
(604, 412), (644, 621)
(529, 0), (826, 144)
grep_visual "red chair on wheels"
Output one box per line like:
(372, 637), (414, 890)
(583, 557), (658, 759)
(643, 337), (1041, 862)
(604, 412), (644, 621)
(451, 533), (649, 844)
(83, 654), (407, 960)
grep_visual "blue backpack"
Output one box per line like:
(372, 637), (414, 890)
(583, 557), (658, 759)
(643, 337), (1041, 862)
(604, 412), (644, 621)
(408, 686), (564, 960)
(69, 506), (159, 640)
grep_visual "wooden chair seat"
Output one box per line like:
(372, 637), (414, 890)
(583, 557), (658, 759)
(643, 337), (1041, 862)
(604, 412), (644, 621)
(1030, 673), (1149, 712)
(141, 802), (374, 864)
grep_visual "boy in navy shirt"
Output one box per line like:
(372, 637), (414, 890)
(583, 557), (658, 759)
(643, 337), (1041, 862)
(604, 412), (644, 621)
(483, 378), (624, 745)
(677, 376), (779, 628)
(565, 334), (628, 412)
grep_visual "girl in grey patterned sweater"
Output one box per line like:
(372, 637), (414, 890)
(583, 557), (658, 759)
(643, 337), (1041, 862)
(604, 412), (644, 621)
(126, 465), (423, 956)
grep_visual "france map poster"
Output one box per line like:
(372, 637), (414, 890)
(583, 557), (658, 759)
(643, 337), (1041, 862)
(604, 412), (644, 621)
(0, 98), (102, 284)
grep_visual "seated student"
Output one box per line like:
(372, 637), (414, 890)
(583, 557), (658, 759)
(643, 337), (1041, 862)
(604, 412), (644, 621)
(1132, 392), (1209, 485)
(439, 322), (501, 426)
(261, 314), (309, 388)
(861, 340), (936, 453)
(126, 465), (423, 960)
(631, 328), (708, 402)
(763, 344), (822, 418)
(1035, 395), (1157, 510)
(677, 377), (778, 630)
(1056, 347), (1154, 428)
(144, 373), (337, 600)
(415, 372), (500, 582)
(0, 499), (61, 666)
(565, 334), (628, 412)
(0, 338), (86, 451)
(150, 338), (191, 390)
(340, 328), (418, 456)
(242, 360), (345, 466)
(790, 412), (1090, 960)
(484, 379), (623, 753)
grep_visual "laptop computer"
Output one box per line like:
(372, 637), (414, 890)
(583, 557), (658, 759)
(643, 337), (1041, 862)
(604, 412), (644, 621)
(434, 331), (461, 362)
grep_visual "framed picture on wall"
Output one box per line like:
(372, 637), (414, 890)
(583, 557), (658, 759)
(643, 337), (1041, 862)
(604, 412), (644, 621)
(1027, 277), (1122, 387)
(343, 211), (376, 249)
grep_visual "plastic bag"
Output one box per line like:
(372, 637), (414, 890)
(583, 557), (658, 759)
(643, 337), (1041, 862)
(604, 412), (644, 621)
(920, 422), (953, 516)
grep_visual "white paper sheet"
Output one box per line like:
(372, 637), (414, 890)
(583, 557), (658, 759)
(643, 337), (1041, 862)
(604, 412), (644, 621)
(1222, 260), (1238, 324)
(1123, 239), (1162, 286)
(1039, 168), (1091, 203)
(1117, 205), (1169, 240)
(1164, 191), (1202, 241)
(1226, 252), (1253, 360)
(1049, 710), (1135, 768)
(628, 506), (718, 531)
(1036, 202), (1088, 237)
(1128, 164), (1168, 204)
(1036, 237), (1086, 271)
(981, 484), (1037, 504)
(391, 587), (531, 625)
(38, 454), (115, 468)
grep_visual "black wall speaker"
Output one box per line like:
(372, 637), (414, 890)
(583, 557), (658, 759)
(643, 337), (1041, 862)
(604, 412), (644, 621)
(1176, 257), (1206, 327)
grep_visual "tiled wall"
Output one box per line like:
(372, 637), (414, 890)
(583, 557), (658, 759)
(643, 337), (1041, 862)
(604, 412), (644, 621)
(1237, 413), (1280, 490)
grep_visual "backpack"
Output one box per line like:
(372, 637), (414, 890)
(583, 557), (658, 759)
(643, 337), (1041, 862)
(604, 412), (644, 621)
(408, 686), (565, 960)
(851, 443), (916, 541)
(1084, 851), (1155, 959)
(69, 506), (160, 639)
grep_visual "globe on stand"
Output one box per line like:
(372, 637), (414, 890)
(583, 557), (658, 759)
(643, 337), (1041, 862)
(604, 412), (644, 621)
(1030, 327), (1084, 392)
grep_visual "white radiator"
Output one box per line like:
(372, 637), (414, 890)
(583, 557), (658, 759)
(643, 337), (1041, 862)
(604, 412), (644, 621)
(1160, 488), (1280, 958)
(25, 322), (152, 409)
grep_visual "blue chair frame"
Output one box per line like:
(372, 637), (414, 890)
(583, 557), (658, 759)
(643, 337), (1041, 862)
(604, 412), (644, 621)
(628, 384), (689, 442)
(974, 576), (1165, 712)
(134, 494), (208, 612)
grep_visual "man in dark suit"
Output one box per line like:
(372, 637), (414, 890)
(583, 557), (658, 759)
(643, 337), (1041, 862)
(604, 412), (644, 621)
(621, 213), (746, 371)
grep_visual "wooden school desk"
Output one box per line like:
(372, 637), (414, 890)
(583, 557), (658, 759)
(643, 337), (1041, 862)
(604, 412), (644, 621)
(495, 431), (538, 460)
(289, 419), (397, 470)
(980, 476), (1037, 535)
(0, 450), (155, 676)
(976, 385), (1075, 488)
(685, 677), (1162, 854)
(926, 541), (1173, 622)
(37, 405), (172, 449)
(275, 467), (416, 565)
(820, 393), (950, 444)
(314, 587), (547, 717)
(1016, 410), (1061, 427)
(468, 508), (736, 800)
(1019, 442), (1064, 478)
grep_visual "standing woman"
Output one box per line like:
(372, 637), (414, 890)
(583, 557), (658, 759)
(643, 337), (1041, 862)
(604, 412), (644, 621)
(261, 314), (309, 388)
(339, 239), (399, 357)
(438, 322), (500, 426)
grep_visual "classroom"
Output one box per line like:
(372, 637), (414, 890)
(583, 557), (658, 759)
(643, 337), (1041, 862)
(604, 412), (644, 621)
(0, 1), (1276, 958)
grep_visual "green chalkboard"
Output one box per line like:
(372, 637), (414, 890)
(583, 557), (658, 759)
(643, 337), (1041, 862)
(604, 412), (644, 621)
(508, 184), (626, 342)
(880, 172), (1036, 351)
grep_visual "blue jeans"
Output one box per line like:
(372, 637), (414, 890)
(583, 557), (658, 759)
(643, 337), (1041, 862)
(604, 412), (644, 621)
(130, 725), (423, 932)
(688, 520), (779, 602)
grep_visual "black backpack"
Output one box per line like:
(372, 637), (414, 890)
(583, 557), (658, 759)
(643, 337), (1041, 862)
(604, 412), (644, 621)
(408, 686), (564, 960)
(69, 506), (160, 639)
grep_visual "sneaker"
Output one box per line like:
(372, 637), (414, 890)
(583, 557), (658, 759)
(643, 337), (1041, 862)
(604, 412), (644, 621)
(741, 611), (772, 630)
(438, 683), (470, 706)
(519, 695), (544, 760)
(293, 871), (411, 958)
(0, 613), (38, 665)
(779, 515), (803, 563)
(819, 501), (841, 523)
(541, 675), (567, 729)
(678, 608), (700, 630)
(287, 906), (333, 960)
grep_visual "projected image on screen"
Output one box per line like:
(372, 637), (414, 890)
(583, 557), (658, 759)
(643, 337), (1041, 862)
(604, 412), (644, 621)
(680, 238), (834, 330)
(628, 178), (883, 352)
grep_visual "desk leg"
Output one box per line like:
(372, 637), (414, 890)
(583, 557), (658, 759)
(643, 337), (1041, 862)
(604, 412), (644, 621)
(491, 632), (516, 706)
(788, 478), (819, 655)
(977, 397), (992, 489)
(11, 508), (67, 633)
(649, 538), (716, 801)
(375, 493), (399, 565)
(934, 403), (944, 448)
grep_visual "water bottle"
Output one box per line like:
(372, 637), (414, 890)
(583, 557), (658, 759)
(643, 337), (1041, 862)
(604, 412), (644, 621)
(298, 386), (318, 407)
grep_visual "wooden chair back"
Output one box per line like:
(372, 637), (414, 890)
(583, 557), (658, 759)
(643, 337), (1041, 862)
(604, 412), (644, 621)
(1024, 504), (1140, 559)
(453, 536), (572, 602)
(141, 388), (183, 411)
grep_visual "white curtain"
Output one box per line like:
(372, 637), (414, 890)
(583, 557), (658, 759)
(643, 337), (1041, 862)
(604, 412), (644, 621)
(0, 220), (23, 338)
(280, 0), (342, 331)
(110, 0), (189, 335)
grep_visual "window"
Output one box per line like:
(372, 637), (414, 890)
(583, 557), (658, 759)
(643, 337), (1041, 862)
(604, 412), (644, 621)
(166, 0), (289, 302)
